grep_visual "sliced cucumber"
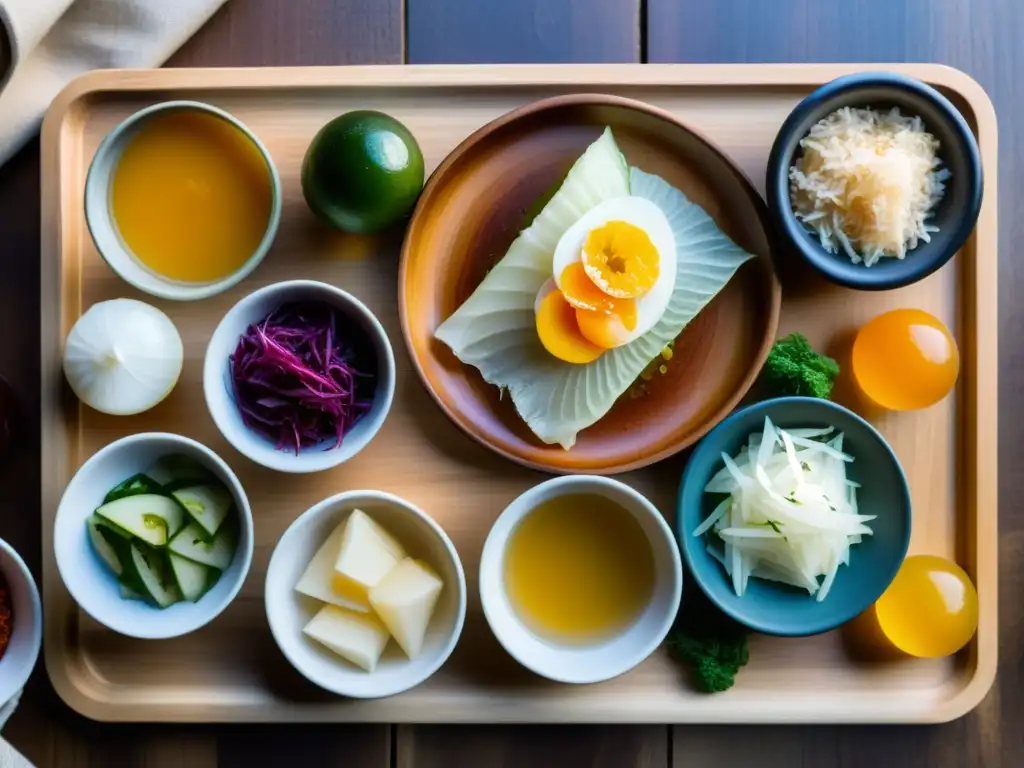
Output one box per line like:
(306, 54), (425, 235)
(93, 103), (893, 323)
(103, 473), (162, 504)
(119, 583), (146, 601)
(168, 552), (215, 602)
(95, 494), (185, 546)
(87, 515), (129, 576)
(146, 454), (215, 492)
(171, 484), (233, 538)
(127, 542), (180, 608)
(92, 511), (133, 540)
(168, 519), (237, 570)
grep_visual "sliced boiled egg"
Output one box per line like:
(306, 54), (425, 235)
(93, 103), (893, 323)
(541, 196), (676, 359)
(534, 279), (604, 364)
(582, 218), (662, 299)
(575, 302), (638, 349)
(553, 196), (675, 304)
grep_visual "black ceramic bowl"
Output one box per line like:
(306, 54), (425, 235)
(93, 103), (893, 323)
(766, 71), (982, 291)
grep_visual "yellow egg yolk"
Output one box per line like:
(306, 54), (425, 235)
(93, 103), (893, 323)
(852, 309), (959, 410)
(559, 262), (621, 313)
(535, 289), (604, 364)
(581, 220), (660, 299)
(537, 263), (640, 362)
(873, 555), (978, 658)
(575, 304), (637, 349)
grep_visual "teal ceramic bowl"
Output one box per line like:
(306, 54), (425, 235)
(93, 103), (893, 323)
(677, 396), (911, 636)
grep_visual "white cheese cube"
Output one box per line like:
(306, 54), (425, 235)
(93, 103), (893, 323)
(302, 604), (391, 672)
(332, 509), (407, 607)
(293, 519), (368, 612)
(369, 558), (444, 660)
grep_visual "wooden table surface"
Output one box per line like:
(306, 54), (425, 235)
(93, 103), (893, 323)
(1, 0), (1020, 765)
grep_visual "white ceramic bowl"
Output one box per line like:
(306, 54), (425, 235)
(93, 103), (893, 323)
(84, 100), (282, 301)
(479, 475), (683, 684)
(204, 280), (396, 474)
(53, 433), (254, 640)
(265, 490), (466, 699)
(0, 538), (42, 708)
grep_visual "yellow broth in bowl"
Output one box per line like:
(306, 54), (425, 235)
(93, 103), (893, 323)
(504, 493), (655, 645)
(111, 109), (274, 283)
(479, 475), (682, 684)
(84, 100), (281, 301)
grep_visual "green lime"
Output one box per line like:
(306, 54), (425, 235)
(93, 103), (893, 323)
(301, 110), (425, 235)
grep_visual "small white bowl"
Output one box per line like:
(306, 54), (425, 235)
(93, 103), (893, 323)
(84, 100), (282, 302)
(53, 433), (254, 640)
(265, 490), (466, 699)
(0, 538), (42, 708)
(204, 280), (396, 474)
(480, 475), (683, 684)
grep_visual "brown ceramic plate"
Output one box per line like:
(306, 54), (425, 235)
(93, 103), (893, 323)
(399, 94), (780, 474)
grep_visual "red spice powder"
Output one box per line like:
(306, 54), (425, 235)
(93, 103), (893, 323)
(0, 570), (12, 661)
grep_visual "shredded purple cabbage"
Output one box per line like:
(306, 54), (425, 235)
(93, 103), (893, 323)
(229, 302), (375, 455)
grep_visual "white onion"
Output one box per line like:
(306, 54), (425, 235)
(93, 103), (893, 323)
(694, 416), (875, 602)
(63, 299), (183, 416)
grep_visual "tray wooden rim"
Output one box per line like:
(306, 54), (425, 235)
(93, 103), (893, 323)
(39, 62), (999, 724)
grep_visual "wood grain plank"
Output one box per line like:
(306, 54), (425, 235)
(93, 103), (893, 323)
(141, 731), (218, 768)
(402, 1), (662, 765)
(2, 0), (400, 766)
(168, 0), (403, 67)
(648, 1), (1020, 766)
(0, 137), (48, 764)
(216, 726), (390, 768)
(397, 725), (667, 768)
(406, 0), (640, 63)
(647, 0), (980, 65)
(672, 722), (990, 768)
(4, 684), (218, 768)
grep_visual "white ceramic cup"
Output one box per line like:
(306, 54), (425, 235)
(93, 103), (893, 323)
(84, 100), (282, 301)
(479, 475), (683, 684)
(265, 490), (466, 698)
(0, 538), (42, 708)
(203, 280), (396, 474)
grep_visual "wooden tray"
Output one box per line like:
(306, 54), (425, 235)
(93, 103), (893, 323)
(39, 63), (998, 724)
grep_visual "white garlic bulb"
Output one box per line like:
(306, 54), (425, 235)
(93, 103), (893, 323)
(63, 299), (184, 415)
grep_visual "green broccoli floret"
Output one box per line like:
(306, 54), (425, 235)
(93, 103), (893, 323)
(669, 633), (749, 693)
(667, 593), (750, 693)
(760, 332), (839, 399)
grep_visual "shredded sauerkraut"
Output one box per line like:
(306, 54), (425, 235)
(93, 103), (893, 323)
(789, 106), (950, 267)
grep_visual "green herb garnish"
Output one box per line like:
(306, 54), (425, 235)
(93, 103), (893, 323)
(760, 332), (839, 399)
(667, 590), (750, 693)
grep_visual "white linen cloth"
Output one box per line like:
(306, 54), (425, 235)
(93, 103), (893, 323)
(0, 1), (229, 762)
(0, 0), (228, 165)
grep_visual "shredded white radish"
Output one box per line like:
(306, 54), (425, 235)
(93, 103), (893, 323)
(695, 417), (874, 602)
(693, 498), (730, 537)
